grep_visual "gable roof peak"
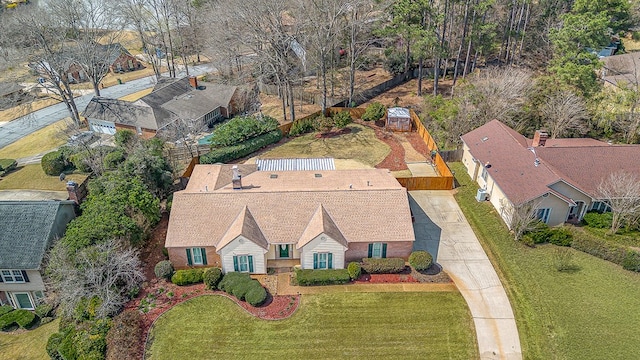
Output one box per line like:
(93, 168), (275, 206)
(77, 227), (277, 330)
(216, 205), (269, 250)
(297, 204), (348, 249)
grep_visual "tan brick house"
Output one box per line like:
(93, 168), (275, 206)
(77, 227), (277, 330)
(165, 164), (415, 274)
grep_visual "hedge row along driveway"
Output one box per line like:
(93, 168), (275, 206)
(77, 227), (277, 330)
(145, 292), (478, 359)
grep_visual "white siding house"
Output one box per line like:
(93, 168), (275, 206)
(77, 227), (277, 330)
(218, 236), (268, 274)
(299, 235), (347, 270)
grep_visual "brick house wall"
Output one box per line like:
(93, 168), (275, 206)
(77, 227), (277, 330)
(110, 53), (143, 73)
(115, 124), (157, 139)
(345, 241), (413, 263)
(168, 246), (222, 270)
(65, 63), (88, 83)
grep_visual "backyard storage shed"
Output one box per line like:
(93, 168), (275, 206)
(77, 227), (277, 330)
(386, 107), (411, 132)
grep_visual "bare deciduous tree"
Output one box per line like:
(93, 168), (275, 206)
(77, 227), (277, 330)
(597, 171), (640, 234)
(502, 198), (543, 242)
(541, 89), (589, 138)
(46, 239), (145, 319)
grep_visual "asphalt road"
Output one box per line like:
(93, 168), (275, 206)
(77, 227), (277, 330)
(0, 64), (215, 149)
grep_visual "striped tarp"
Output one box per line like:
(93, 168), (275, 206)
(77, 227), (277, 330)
(256, 158), (336, 171)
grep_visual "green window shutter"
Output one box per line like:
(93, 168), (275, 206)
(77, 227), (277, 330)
(368, 244), (373, 258)
(201, 248), (208, 265)
(248, 255), (254, 273)
(382, 243), (387, 258)
(233, 256), (239, 271)
(328, 253), (333, 269)
(313, 253), (318, 269)
(186, 248), (193, 266)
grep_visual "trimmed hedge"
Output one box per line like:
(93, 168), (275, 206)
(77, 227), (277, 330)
(0, 158), (17, 176)
(347, 262), (361, 280)
(171, 269), (204, 286)
(409, 251), (433, 271)
(623, 249), (640, 272)
(295, 268), (351, 286)
(571, 233), (627, 265)
(548, 227), (573, 247)
(0, 309), (36, 330)
(217, 272), (267, 306)
(361, 258), (406, 274)
(0, 305), (13, 317)
(200, 130), (283, 164)
(35, 303), (54, 318)
(41, 151), (66, 176)
(203, 267), (223, 290)
(583, 211), (613, 229)
(362, 102), (386, 121)
(207, 115), (279, 147)
(154, 260), (174, 280)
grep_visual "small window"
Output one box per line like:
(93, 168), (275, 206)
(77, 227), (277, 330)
(313, 253), (332, 269)
(481, 167), (488, 181)
(234, 255), (253, 273)
(371, 243), (383, 258)
(536, 208), (552, 224)
(192, 248), (204, 265)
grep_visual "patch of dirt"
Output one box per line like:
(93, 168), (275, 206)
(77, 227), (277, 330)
(361, 78), (455, 111)
(315, 127), (352, 138)
(130, 279), (300, 359)
(140, 213), (169, 281)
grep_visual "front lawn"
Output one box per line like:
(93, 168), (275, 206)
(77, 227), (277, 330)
(450, 162), (640, 359)
(257, 124), (390, 168)
(146, 292), (478, 360)
(0, 164), (88, 191)
(0, 119), (68, 159)
(0, 318), (59, 360)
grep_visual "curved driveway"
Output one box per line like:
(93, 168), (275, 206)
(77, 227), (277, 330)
(409, 190), (522, 360)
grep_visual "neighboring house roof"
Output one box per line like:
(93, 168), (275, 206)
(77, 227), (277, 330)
(83, 97), (158, 130)
(256, 158), (336, 171)
(602, 52), (640, 87)
(166, 165), (414, 248)
(0, 201), (74, 269)
(97, 43), (134, 65)
(461, 120), (640, 204)
(0, 82), (24, 98)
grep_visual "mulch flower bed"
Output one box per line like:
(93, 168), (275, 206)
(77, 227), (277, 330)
(127, 279), (300, 359)
(356, 273), (418, 283)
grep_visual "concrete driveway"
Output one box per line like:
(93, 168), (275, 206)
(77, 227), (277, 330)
(410, 190), (522, 360)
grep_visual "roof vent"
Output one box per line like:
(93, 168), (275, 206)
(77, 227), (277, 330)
(314, 173), (322, 178)
(270, 174), (278, 179)
(481, 136), (489, 142)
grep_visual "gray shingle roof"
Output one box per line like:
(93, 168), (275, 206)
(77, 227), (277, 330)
(83, 97), (158, 130)
(0, 201), (74, 269)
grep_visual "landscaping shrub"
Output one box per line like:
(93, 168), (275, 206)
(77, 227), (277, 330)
(527, 225), (552, 244)
(622, 249), (640, 272)
(548, 227), (573, 247)
(47, 331), (66, 360)
(333, 111), (353, 128)
(207, 115), (279, 148)
(103, 148), (126, 170)
(200, 130), (283, 164)
(0, 305), (13, 317)
(362, 102), (386, 122)
(571, 233), (628, 265)
(35, 303), (54, 318)
(553, 247), (576, 271)
(41, 150), (66, 176)
(40, 316), (54, 325)
(361, 258), (406, 274)
(106, 310), (142, 360)
(347, 262), (361, 280)
(245, 284), (268, 306)
(154, 260), (174, 280)
(288, 116), (317, 137)
(50, 319), (110, 360)
(0, 309), (36, 330)
(295, 268), (351, 286)
(115, 129), (136, 148)
(0, 158), (17, 176)
(217, 272), (252, 292)
(171, 268), (204, 286)
(317, 114), (335, 132)
(409, 251), (433, 271)
(583, 211), (613, 229)
(231, 280), (253, 300)
(203, 267), (223, 289)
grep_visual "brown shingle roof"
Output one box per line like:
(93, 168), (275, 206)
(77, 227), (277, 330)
(165, 165), (415, 248)
(217, 206), (269, 250)
(297, 205), (348, 249)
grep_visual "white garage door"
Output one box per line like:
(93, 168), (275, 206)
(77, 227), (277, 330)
(89, 119), (116, 135)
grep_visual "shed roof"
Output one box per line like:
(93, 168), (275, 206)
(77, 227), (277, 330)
(387, 107), (410, 118)
(256, 158), (335, 171)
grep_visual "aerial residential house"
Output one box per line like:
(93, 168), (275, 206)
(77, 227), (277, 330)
(83, 77), (246, 139)
(0, 201), (76, 310)
(601, 52), (640, 89)
(461, 120), (640, 227)
(165, 164), (415, 274)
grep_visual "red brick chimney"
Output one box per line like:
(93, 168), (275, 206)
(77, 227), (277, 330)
(532, 130), (548, 147)
(188, 76), (198, 89)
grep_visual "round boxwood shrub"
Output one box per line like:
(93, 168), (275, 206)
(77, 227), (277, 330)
(154, 260), (174, 280)
(347, 261), (361, 280)
(245, 284), (268, 306)
(41, 151), (66, 176)
(409, 251), (433, 271)
(333, 111), (352, 128)
(362, 102), (386, 121)
(203, 267), (223, 289)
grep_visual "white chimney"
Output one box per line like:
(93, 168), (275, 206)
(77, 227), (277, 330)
(232, 165), (242, 190)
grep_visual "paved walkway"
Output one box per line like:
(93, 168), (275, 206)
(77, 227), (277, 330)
(409, 190), (522, 360)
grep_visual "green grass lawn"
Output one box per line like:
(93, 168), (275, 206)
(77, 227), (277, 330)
(146, 293), (478, 360)
(258, 124), (390, 168)
(0, 164), (88, 191)
(450, 162), (640, 359)
(0, 319), (59, 360)
(581, 226), (640, 248)
(0, 119), (69, 160)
